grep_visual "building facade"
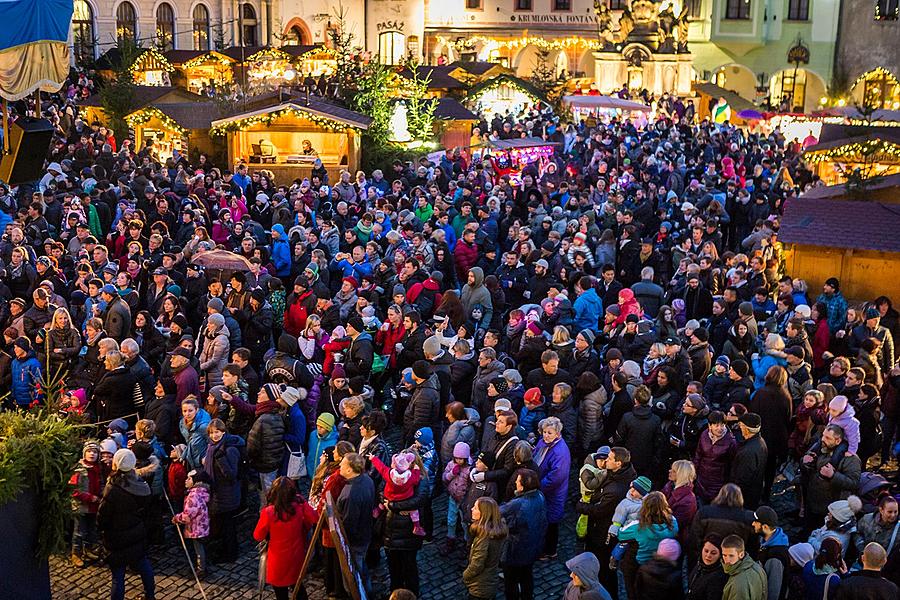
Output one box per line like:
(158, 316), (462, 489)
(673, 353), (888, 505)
(71, 0), (863, 111)
(834, 0), (900, 109)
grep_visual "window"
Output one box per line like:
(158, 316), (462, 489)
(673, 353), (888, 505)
(242, 4), (258, 46)
(724, 0), (751, 19)
(193, 5), (210, 50)
(875, 0), (899, 19)
(156, 3), (175, 51)
(378, 31), (405, 65)
(687, 0), (703, 18)
(73, 0), (95, 64)
(116, 1), (137, 43)
(466, 0), (482, 9)
(285, 25), (307, 45)
(609, 0), (627, 10)
(554, 0), (572, 9)
(787, 0), (809, 19)
(515, 0), (532, 9)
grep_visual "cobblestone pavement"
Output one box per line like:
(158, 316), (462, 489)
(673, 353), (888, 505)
(51, 490), (575, 600)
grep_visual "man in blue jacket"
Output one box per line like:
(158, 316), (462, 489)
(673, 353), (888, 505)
(269, 223), (292, 279)
(573, 276), (603, 331)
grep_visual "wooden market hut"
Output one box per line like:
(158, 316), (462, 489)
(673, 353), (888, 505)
(433, 98), (478, 150)
(397, 65), (468, 99)
(78, 86), (206, 130)
(802, 124), (900, 185)
(210, 97), (371, 183)
(165, 50), (236, 95)
(779, 186), (900, 300)
(281, 45), (337, 77)
(128, 47), (175, 87)
(467, 74), (548, 119)
(125, 102), (222, 165)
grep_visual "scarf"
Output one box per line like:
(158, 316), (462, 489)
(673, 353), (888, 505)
(506, 320), (525, 340)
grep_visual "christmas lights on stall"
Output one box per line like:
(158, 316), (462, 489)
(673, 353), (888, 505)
(125, 107), (186, 135)
(210, 107), (356, 137)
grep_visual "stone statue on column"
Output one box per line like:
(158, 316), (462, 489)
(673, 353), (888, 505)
(594, 0), (615, 48)
(675, 3), (690, 52)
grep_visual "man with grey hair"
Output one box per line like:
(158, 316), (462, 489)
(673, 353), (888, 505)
(121, 338), (154, 408)
(631, 266), (665, 318)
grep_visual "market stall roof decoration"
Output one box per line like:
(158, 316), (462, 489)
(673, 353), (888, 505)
(433, 98), (478, 121)
(209, 99), (372, 136)
(468, 74), (549, 107)
(813, 106), (900, 126)
(126, 102), (224, 133)
(79, 86), (206, 110)
(130, 47), (175, 75)
(0, 0), (73, 100)
(802, 128), (900, 164)
(477, 137), (560, 150)
(780, 196), (900, 253)
(562, 95), (651, 112)
(167, 50), (236, 69)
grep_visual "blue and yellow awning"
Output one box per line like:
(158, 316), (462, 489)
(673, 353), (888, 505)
(0, 0), (73, 100)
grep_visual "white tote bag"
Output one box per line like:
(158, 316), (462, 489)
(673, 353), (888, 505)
(285, 444), (308, 479)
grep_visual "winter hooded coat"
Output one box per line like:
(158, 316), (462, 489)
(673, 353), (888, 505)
(534, 436), (571, 523)
(253, 498), (319, 587)
(199, 321), (230, 389)
(722, 554), (768, 600)
(562, 552), (610, 600)
(618, 520), (679, 564)
(11, 349), (42, 406)
(247, 402), (286, 473)
(636, 557), (685, 600)
(270, 224), (292, 277)
(404, 374), (442, 446)
(97, 472), (152, 566)
(693, 429), (737, 502)
(548, 395), (578, 449)
(179, 408), (212, 471)
(440, 407), (480, 464)
(460, 267), (493, 328)
(574, 287), (603, 331)
(578, 387), (607, 455)
(827, 403), (861, 455)
(463, 530), (505, 599)
(612, 288), (643, 327)
(173, 483), (210, 538)
(500, 488), (548, 567)
(203, 433), (244, 514)
(616, 404), (661, 473)
(749, 384), (792, 459)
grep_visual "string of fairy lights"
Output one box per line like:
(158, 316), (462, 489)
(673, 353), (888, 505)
(209, 105), (359, 137)
(437, 35), (599, 55)
(803, 140), (900, 164)
(125, 106), (187, 135)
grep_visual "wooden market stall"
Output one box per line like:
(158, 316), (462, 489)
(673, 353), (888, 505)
(78, 86), (206, 131)
(433, 98), (478, 151)
(472, 137), (558, 185)
(211, 98), (371, 183)
(467, 74), (548, 119)
(165, 50), (236, 95)
(802, 124), (900, 186)
(129, 47), (175, 87)
(779, 191), (900, 300)
(282, 45), (337, 77)
(125, 102), (221, 164)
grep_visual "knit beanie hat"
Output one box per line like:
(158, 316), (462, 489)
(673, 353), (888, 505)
(716, 355), (731, 369)
(476, 450), (496, 469)
(493, 398), (512, 413)
(316, 412), (336, 431)
(412, 360), (432, 380)
(829, 395), (849, 413)
(656, 538), (681, 562)
(788, 543), (815, 567)
(731, 359), (750, 378)
(490, 376), (509, 395)
(828, 496), (862, 523)
(453, 442), (471, 460)
(503, 368), (523, 384)
(524, 387), (543, 407)
(631, 476), (652, 496)
(207, 297), (225, 312)
(331, 364), (347, 380)
(99, 438), (118, 455)
(262, 382), (283, 403)
(112, 448), (136, 472)
(739, 412), (762, 433)
(578, 329), (596, 345)
(414, 427), (434, 446)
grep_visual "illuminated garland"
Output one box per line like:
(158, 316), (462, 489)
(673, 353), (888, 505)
(296, 47), (337, 61)
(471, 77), (544, 104)
(181, 52), (234, 69)
(850, 66), (899, 93)
(437, 35), (599, 54)
(803, 140), (900, 164)
(209, 106), (357, 136)
(125, 107), (187, 135)
(247, 48), (293, 63)
(129, 46), (175, 74)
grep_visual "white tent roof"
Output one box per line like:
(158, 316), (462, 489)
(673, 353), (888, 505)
(562, 95), (651, 112)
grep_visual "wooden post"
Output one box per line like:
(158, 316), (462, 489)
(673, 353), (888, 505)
(2, 98), (9, 155)
(291, 508), (326, 600)
(34, 91), (40, 117)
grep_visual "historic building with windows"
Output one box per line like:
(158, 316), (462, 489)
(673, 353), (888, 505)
(70, 0), (898, 113)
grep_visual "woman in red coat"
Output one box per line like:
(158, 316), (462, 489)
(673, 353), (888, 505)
(253, 477), (319, 600)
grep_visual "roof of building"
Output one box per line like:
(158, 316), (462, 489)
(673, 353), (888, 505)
(451, 61), (503, 76)
(779, 196), (900, 253)
(433, 97), (478, 121)
(219, 45), (269, 61)
(211, 97), (372, 130)
(398, 65), (466, 90)
(95, 47), (147, 70)
(151, 102), (224, 130)
(163, 49), (208, 64)
(80, 86), (205, 109)
(800, 173), (900, 200)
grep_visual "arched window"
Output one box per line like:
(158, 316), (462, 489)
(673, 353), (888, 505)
(193, 4), (210, 51)
(116, 1), (137, 43)
(157, 3), (176, 51)
(242, 3), (258, 46)
(73, 0), (95, 64)
(285, 25), (306, 45)
(378, 31), (405, 65)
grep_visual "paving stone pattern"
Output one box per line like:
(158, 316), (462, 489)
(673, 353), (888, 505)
(51, 426), (576, 599)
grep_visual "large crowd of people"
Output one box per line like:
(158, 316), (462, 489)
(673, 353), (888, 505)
(2, 68), (900, 600)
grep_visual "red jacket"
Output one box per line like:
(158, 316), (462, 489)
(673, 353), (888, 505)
(375, 323), (406, 368)
(167, 460), (189, 503)
(253, 498), (319, 587)
(811, 319), (831, 369)
(283, 290), (316, 336)
(453, 240), (479, 281)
